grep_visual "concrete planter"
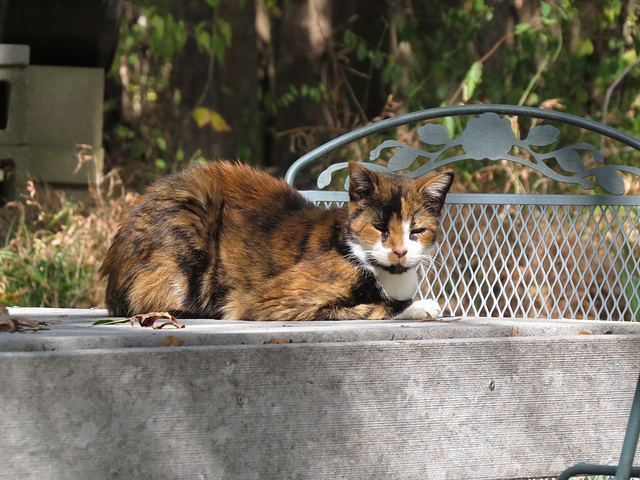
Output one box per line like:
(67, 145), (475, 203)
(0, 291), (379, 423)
(2, 307), (640, 479)
(0, 45), (104, 200)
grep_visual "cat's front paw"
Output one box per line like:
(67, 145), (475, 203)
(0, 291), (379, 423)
(396, 299), (442, 320)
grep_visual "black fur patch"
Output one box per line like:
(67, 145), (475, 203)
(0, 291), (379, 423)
(367, 184), (405, 228)
(320, 269), (411, 318)
(294, 232), (310, 262)
(370, 261), (410, 275)
(250, 190), (311, 236)
(175, 247), (210, 312)
(350, 270), (386, 305)
(387, 298), (413, 316)
(176, 197), (206, 218)
(105, 281), (132, 317)
(320, 219), (345, 252)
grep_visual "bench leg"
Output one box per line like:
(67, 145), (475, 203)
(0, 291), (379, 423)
(557, 371), (640, 480)
(615, 370), (640, 479)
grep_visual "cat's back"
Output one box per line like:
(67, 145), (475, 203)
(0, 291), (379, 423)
(100, 161), (328, 317)
(128, 160), (316, 235)
(209, 161), (347, 280)
(196, 161), (307, 208)
(140, 160), (297, 206)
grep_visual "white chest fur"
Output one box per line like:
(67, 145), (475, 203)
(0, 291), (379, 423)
(373, 266), (419, 301)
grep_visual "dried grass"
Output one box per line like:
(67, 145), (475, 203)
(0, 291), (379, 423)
(0, 170), (139, 308)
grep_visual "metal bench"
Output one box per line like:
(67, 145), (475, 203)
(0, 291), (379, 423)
(285, 103), (640, 479)
(285, 104), (640, 322)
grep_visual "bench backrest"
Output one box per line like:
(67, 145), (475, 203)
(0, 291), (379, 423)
(284, 104), (640, 321)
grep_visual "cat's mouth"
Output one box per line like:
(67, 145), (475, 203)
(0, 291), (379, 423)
(369, 259), (412, 275)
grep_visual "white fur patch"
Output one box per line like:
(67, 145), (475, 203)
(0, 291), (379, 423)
(373, 266), (418, 301)
(395, 299), (442, 320)
(347, 239), (374, 272)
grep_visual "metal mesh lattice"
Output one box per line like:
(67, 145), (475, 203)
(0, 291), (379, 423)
(289, 105), (640, 321)
(419, 200), (640, 321)
(310, 197), (640, 321)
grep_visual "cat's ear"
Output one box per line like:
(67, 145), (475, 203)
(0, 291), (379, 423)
(348, 162), (377, 202)
(417, 172), (454, 211)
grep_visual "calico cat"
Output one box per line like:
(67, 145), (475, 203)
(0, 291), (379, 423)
(100, 161), (453, 321)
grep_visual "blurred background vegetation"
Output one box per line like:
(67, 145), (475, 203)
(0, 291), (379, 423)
(2, 0), (640, 308)
(103, 0), (640, 181)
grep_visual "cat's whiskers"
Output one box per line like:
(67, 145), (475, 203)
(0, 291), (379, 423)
(417, 254), (443, 275)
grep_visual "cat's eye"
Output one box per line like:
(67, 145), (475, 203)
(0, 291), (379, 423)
(410, 228), (426, 240)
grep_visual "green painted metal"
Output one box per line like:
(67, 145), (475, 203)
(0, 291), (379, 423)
(284, 104), (640, 193)
(615, 372), (640, 479)
(556, 463), (640, 480)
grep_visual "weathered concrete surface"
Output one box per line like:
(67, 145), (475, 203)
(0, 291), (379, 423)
(3, 306), (640, 352)
(2, 308), (640, 480)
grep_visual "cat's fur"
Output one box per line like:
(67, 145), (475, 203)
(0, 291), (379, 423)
(100, 161), (453, 321)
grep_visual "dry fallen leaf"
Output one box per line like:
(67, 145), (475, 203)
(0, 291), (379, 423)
(264, 338), (290, 344)
(157, 335), (185, 347)
(578, 331), (591, 335)
(128, 312), (185, 329)
(539, 98), (565, 111)
(0, 306), (9, 317)
(0, 317), (16, 332)
(0, 316), (48, 333)
(512, 328), (520, 337)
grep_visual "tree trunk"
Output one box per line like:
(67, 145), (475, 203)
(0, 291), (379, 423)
(171, 0), (262, 165)
(268, 0), (389, 174)
(269, 0), (332, 173)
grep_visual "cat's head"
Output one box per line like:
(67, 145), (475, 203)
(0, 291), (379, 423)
(345, 161), (454, 274)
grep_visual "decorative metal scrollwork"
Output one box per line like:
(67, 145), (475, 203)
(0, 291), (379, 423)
(317, 112), (640, 195)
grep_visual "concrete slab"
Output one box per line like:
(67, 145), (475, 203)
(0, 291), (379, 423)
(2, 308), (640, 479)
(3, 306), (640, 352)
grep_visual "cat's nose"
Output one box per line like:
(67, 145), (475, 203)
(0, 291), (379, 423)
(393, 248), (408, 259)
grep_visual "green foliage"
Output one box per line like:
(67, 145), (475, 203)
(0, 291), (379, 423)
(259, 82), (330, 117)
(194, 16), (232, 64)
(390, 0), (640, 125)
(343, 29), (404, 90)
(108, 0), (239, 183)
(0, 236), (93, 308)
(147, 8), (187, 61)
(107, 0), (640, 180)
